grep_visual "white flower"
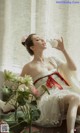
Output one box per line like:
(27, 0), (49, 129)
(4, 70), (15, 81)
(18, 84), (30, 92)
(15, 75), (33, 86)
(4, 70), (33, 87)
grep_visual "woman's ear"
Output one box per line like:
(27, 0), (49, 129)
(30, 46), (34, 51)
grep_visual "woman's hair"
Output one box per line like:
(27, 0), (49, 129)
(22, 33), (36, 56)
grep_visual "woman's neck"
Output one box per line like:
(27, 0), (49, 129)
(33, 53), (44, 62)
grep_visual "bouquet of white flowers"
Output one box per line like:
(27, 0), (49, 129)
(1, 70), (41, 133)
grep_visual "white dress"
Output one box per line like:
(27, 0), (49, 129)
(33, 58), (80, 127)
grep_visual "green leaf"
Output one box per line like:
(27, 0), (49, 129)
(30, 100), (37, 106)
(18, 91), (30, 97)
(30, 108), (41, 121)
(42, 85), (50, 95)
(17, 95), (27, 106)
(2, 87), (12, 95)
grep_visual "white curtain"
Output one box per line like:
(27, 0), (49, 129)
(0, 0), (80, 79)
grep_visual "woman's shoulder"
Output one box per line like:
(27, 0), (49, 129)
(23, 62), (31, 68)
(20, 62), (32, 76)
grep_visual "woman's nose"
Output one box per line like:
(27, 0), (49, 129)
(42, 39), (46, 43)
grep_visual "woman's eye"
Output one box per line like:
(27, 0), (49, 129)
(36, 39), (40, 41)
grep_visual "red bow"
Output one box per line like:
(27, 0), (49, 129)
(34, 71), (69, 91)
(46, 75), (63, 90)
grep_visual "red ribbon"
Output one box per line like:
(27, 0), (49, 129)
(34, 71), (69, 90)
(46, 75), (63, 90)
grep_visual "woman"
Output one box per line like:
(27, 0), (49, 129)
(0, 33), (80, 133)
(21, 33), (80, 133)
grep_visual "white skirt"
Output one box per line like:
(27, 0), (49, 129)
(36, 87), (80, 127)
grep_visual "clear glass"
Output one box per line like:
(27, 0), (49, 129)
(51, 39), (58, 48)
(46, 39), (58, 48)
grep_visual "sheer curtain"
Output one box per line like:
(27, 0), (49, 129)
(0, 0), (80, 79)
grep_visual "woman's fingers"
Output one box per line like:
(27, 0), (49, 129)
(61, 37), (63, 43)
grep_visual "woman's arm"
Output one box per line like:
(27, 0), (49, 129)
(62, 48), (76, 70)
(51, 37), (77, 70)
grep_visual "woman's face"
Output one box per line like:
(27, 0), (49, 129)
(31, 35), (47, 52)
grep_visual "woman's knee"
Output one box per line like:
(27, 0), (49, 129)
(64, 95), (80, 105)
(70, 95), (80, 104)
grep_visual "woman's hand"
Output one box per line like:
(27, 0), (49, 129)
(55, 37), (76, 70)
(30, 86), (40, 98)
(49, 37), (65, 52)
(55, 37), (65, 52)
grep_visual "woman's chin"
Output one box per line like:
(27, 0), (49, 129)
(43, 46), (47, 49)
(43, 44), (47, 49)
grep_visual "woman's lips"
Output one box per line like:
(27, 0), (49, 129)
(43, 42), (46, 46)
